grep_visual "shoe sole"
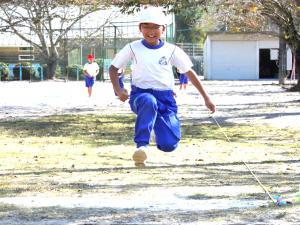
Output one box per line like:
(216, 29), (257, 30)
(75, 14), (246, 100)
(134, 162), (146, 168)
(132, 149), (147, 167)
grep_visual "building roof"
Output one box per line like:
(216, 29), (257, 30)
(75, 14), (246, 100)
(205, 31), (279, 41)
(0, 33), (33, 47)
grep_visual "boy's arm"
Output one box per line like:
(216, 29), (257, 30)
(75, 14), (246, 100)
(83, 65), (92, 77)
(109, 65), (129, 102)
(83, 69), (89, 77)
(186, 69), (216, 113)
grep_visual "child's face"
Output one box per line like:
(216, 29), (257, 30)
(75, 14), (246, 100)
(87, 58), (94, 63)
(139, 23), (165, 46)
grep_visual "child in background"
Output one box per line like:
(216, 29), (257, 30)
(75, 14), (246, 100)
(109, 7), (215, 167)
(83, 54), (99, 97)
(177, 68), (188, 91)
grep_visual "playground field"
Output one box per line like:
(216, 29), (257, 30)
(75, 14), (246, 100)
(0, 80), (299, 225)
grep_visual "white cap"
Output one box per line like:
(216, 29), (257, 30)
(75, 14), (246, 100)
(139, 7), (167, 26)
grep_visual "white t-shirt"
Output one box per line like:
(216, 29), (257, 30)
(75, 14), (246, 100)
(111, 40), (193, 90)
(83, 62), (99, 77)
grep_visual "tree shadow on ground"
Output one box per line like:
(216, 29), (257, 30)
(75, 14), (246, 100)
(179, 99), (300, 127)
(0, 112), (299, 148)
(0, 114), (135, 147)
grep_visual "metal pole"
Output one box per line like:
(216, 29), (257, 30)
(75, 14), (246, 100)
(41, 66), (44, 80)
(101, 26), (105, 81)
(80, 13), (83, 65)
(76, 67), (79, 81)
(114, 25), (117, 55)
(19, 64), (22, 81)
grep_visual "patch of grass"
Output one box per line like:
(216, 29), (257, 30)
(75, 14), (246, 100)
(181, 123), (300, 150)
(0, 204), (17, 212)
(0, 114), (299, 197)
(1, 114), (298, 150)
(0, 114), (135, 147)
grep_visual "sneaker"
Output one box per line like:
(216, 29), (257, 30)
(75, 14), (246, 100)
(132, 146), (147, 167)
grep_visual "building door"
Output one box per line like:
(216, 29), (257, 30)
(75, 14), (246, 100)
(259, 49), (278, 79)
(210, 41), (257, 80)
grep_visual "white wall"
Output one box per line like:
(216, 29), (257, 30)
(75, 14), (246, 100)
(257, 40), (278, 48)
(210, 40), (257, 80)
(204, 33), (292, 80)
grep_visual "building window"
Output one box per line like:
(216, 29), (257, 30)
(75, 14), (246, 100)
(19, 55), (34, 61)
(19, 47), (34, 52)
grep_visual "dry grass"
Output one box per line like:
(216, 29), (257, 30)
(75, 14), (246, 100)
(0, 113), (299, 224)
(0, 114), (299, 196)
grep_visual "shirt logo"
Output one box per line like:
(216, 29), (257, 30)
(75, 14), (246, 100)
(158, 56), (167, 65)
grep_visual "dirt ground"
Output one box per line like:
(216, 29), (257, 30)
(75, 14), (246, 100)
(1, 80), (299, 127)
(0, 80), (300, 225)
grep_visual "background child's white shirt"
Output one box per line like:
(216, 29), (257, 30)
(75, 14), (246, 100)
(117, 68), (124, 73)
(111, 40), (193, 90)
(83, 62), (99, 77)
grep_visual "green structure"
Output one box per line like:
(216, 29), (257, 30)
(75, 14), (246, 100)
(66, 20), (175, 81)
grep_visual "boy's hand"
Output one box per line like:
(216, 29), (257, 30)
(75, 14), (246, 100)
(204, 98), (216, 113)
(117, 89), (129, 102)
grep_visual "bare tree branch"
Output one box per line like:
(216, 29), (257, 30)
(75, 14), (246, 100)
(0, 0), (118, 78)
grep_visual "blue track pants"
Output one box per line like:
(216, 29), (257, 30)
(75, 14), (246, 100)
(129, 85), (181, 152)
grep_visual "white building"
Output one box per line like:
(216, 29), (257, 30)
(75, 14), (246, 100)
(204, 32), (292, 80)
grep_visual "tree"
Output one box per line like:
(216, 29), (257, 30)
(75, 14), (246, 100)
(175, 7), (206, 43)
(113, 0), (208, 14)
(278, 27), (288, 84)
(0, 0), (114, 79)
(113, 0), (210, 44)
(257, 0), (300, 91)
(203, 0), (300, 90)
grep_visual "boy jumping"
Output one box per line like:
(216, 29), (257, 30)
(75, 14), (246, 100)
(109, 7), (215, 167)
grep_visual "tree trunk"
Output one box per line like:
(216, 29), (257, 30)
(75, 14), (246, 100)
(43, 48), (59, 80)
(295, 0), (300, 91)
(289, 48), (300, 92)
(278, 29), (287, 85)
(294, 49), (300, 91)
(293, 82), (300, 91)
(47, 60), (58, 80)
(297, 48), (300, 78)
